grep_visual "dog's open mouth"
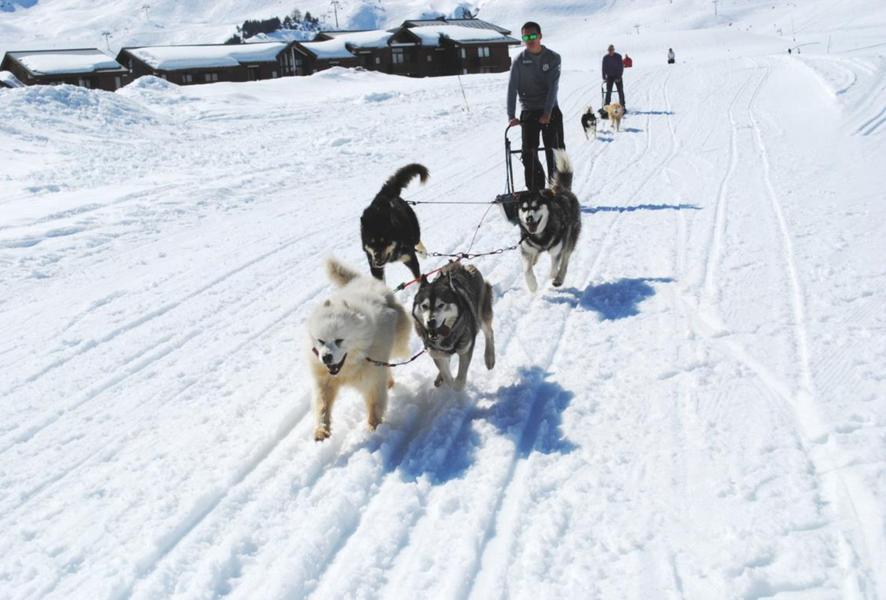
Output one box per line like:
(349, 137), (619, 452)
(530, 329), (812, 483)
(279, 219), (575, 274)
(524, 221), (539, 234)
(326, 354), (347, 375)
(429, 324), (452, 341)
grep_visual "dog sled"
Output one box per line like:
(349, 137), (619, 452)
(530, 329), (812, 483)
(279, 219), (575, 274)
(598, 82), (609, 120)
(493, 122), (547, 225)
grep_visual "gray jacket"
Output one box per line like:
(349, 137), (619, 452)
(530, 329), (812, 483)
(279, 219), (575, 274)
(507, 47), (561, 119)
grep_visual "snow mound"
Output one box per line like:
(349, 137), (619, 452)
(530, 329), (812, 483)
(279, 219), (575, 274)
(0, 84), (158, 130)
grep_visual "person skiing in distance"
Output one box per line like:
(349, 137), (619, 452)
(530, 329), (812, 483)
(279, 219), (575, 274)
(668, 48), (676, 64)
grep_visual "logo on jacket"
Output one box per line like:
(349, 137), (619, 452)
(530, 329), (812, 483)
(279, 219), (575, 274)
(542, 63), (550, 72)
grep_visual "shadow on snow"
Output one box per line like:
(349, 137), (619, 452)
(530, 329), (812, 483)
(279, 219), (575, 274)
(394, 366), (575, 484)
(546, 277), (673, 320)
(582, 203), (700, 214)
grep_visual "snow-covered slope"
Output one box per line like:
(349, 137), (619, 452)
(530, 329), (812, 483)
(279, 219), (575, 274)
(1, 0), (885, 599)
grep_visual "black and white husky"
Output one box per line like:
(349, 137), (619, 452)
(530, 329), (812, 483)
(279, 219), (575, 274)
(411, 262), (495, 390)
(580, 106), (597, 139)
(517, 150), (581, 292)
(361, 163), (427, 281)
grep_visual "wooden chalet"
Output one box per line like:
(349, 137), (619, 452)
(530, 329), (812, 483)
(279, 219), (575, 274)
(0, 49), (128, 90)
(115, 42), (291, 85)
(387, 24), (519, 77)
(289, 37), (362, 75)
(311, 30), (394, 72)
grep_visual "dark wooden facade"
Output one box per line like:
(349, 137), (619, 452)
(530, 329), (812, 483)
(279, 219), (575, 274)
(289, 41), (361, 76)
(0, 49), (128, 91)
(386, 27), (517, 77)
(115, 43), (290, 85)
(1, 19), (517, 89)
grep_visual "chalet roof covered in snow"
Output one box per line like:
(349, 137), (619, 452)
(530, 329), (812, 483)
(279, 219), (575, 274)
(122, 42), (287, 71)
(313, 29), (393, 49)
(401, 25), (518, 47)
(295, 38), (358, 60)
(5, 49), (125, 75)
(401, 18), (512, 34)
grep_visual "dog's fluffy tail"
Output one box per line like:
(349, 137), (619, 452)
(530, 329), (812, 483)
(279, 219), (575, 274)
(552, 150), (573, 194)
(379, 163), (429, 199)
(326, 257), (360, 287)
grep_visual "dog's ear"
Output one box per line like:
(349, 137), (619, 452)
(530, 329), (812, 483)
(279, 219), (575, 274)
(419, 274), (429, 287)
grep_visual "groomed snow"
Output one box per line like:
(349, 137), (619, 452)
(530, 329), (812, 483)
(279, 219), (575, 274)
(0, 0), (885, 599)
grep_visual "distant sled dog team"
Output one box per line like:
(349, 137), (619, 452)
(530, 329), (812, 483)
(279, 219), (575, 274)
(305, 20), (646, 440)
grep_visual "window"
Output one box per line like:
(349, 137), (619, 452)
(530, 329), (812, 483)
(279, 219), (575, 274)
(78, 78), (92, 88)
(272, 70), (278, 78)
(204, 73), (219, 82)
(392, 48), (405, 64)
(182, 73), (193, 83)
(114, 76), (122, 89)
(375, 56), (381, 65)
(460, 48), (466, 59)
(478, 46), (491, 58)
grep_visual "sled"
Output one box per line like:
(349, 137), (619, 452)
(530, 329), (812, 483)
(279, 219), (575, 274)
(598, 82), (609, 119)
(494, 122), (549, 225)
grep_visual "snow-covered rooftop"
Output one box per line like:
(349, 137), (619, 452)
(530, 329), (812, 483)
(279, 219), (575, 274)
(316, 30), (393, 49)
(8, 49), (125, 76)
(297, 38), (358, 60)
(404, 25), (517, 47)
(125, 43), (287, 71)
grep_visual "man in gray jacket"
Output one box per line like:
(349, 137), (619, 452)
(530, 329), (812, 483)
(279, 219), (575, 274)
(507, 21), (564, 191)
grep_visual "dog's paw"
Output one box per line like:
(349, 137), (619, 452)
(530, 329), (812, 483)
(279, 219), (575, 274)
(367, 417), (382, 431)
(485, 351), (495, 370)
(314, 426), (331, 442)
(552, 277), (564, 287)
(452, 379), (467, 391)
(434, 374), (444, 387)
(387, 376), (395, 389)
(525, 273), (538, 293)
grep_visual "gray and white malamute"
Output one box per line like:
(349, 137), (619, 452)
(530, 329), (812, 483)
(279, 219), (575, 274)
(411, 262), (495, 390)
(517, 150), (581, 291)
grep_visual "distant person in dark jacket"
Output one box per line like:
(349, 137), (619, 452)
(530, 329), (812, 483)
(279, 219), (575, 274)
(507, 21), (564, 191)
(602, 44), (625, 110)
(668, 48), (676, 64)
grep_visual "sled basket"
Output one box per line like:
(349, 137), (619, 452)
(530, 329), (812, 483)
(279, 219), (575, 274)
(499, 123), (548, 225)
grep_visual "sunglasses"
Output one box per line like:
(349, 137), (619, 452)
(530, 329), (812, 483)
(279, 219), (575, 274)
(521, 33), (539, 41)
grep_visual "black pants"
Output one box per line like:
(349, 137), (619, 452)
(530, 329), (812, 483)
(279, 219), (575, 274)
(519, 106), (565, 191)
(605, 76), (625, 108)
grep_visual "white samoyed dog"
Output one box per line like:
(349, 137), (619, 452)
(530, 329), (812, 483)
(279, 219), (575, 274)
(306, 258), (411, 441)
